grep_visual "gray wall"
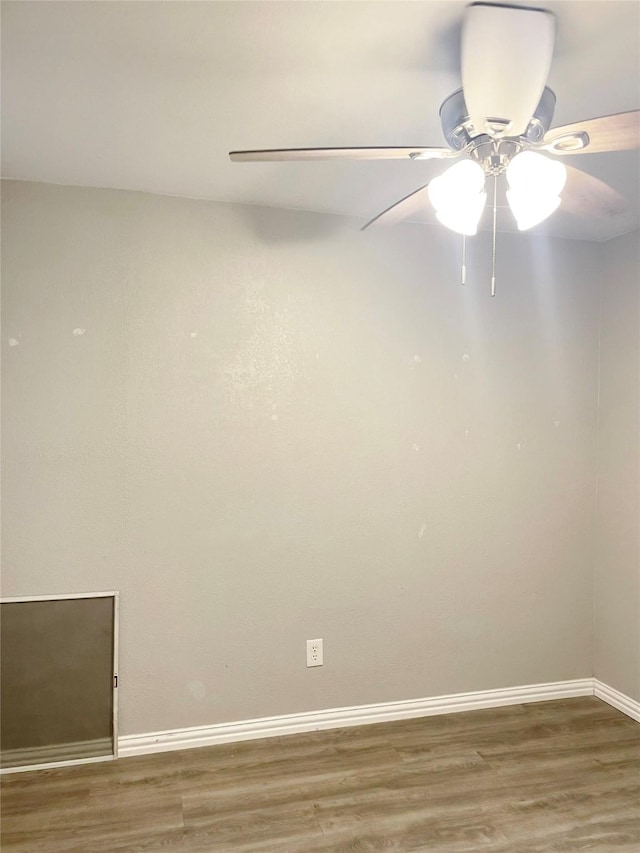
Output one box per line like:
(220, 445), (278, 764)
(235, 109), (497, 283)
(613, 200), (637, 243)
(594, 231), (640, 702)
(2, 181), (600, 736)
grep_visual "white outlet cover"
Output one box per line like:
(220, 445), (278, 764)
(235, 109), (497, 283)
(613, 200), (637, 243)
(306, 638), (323, 667)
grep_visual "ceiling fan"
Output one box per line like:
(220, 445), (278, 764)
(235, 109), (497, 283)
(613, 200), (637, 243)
(230, 2), (640, 292)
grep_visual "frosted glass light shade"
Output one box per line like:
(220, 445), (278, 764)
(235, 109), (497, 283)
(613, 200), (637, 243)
(506, 151), (567, 196)
(506, 190), (561, 231)
(428, 160), (485, 208)
(506, 152), (567, 230)
(428, 160), (487, 236)
(435, 192), (488, 236)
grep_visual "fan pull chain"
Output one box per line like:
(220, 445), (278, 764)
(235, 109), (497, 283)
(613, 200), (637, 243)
(461, 235), (467, 285)
(491, 175), (497, 297)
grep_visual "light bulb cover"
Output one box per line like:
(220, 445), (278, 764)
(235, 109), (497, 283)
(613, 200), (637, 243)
(428, 160), (485, 208)
(506, 151), (567, 195)
(506, 189), (561, 231)
(428, 160), (487, 235)
(506, 152), (566, 230)
(435, 191), (487, 236)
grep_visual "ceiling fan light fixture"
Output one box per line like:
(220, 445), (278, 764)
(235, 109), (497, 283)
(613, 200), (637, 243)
(506, 151), (567, 230)
(506, 190), (561, 231)
(428, 160), (487, 235)
(429, 160), (485, 203)
(506, 151), (567, 196)
(435, 195), (487, 236)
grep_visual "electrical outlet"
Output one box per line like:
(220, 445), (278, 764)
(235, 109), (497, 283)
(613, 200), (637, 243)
(306, 638), (323, 667)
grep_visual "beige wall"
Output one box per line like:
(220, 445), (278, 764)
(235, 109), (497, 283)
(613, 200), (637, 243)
(594, 231), (640, 702)
(2, 181), (600, 736)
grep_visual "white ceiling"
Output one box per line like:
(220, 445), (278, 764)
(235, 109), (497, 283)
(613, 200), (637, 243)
(2, 1), (639, 241)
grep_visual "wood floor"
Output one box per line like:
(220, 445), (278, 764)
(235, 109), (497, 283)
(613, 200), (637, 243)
(2, 697), (639, 852)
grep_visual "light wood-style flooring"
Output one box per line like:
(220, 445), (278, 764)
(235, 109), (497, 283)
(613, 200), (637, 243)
(2, 697), (639, 852)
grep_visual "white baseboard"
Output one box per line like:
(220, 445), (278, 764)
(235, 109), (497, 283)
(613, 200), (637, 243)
(118, 678), (594, 758)
(594, 679), (640, 723)
(5, 678), (635, 771)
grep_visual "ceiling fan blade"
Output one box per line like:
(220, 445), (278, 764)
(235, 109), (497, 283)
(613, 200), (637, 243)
(561, 165), (628, 218)
(462, 2), (556, 139)
(542, 110), (640, 155)
(229, 146), (454, 163)
(362, 183), (434, 230)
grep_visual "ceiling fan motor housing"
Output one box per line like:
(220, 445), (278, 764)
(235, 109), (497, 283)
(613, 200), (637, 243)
(461, 2), (556, 139)
(440, 86), (556, 151)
